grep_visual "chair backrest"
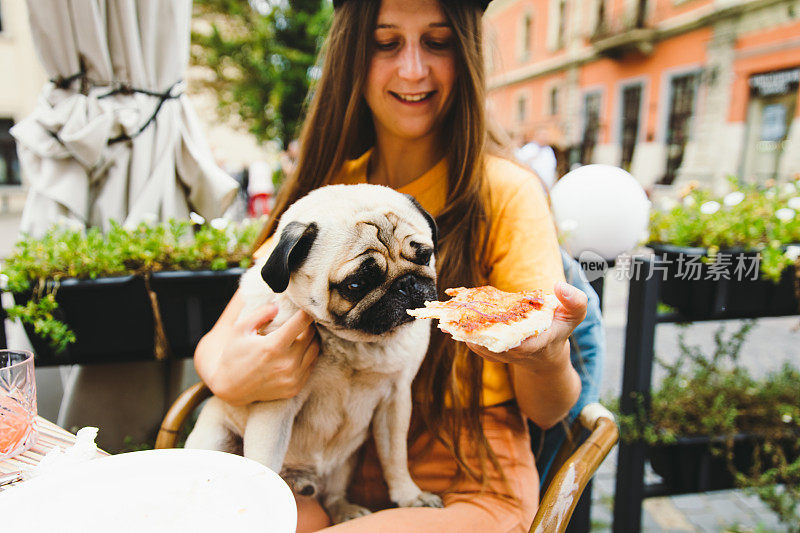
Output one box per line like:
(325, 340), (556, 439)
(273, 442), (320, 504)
(155, 381), (212, 449)
(528, 404), (618, 533)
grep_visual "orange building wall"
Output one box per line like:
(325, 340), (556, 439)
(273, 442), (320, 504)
(527, 72), (567, 143)
(729, 19), (800, 122)
(598, 0), (713, 26)
(579, 27), (711, 143)
(650, 0), (714, 21)
(489, 26), (714, 145)
(486, 0), (568, 73)
(488, 72), (567, 144)
(586, 0), (714, 38)
(486, 0), (798, 158)
(488, 84), (514, 133)
(489, 82), (523, 136)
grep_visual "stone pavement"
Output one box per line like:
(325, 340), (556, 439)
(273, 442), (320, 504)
(589, 449), (790, 532)
(0, 206), (795, 532)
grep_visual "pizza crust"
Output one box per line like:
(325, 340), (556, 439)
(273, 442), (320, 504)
(407, 286), (560, 353)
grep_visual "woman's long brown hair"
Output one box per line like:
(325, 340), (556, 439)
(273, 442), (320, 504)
(254, 1), (507, 491)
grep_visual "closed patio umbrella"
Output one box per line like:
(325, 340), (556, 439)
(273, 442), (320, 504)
(7, 0), (239, 449)
(11, 0), (237, 235)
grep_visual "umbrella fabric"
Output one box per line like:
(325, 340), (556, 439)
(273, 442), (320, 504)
(11, 0), (238, 236)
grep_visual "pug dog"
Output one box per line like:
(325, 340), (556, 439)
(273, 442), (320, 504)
(185, 184), (443, 523)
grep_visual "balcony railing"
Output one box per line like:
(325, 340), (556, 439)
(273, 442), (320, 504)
(590, 1), (655, 58)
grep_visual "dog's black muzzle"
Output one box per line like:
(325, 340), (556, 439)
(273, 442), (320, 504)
(353, 274), (437, 335)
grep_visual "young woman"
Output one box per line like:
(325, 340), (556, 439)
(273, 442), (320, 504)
(194, 0), (587, 531)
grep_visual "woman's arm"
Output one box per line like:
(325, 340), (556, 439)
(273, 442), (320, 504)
(467, 281), (585, 429)
(195, 287), (320, 406)
(509, 343), (580, 430)
(474, 160), (587, 428)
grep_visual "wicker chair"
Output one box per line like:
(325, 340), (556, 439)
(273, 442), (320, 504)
(528, 403), (618, 533)
(154, 382), (213, 449)
(156, 384), (617, 532)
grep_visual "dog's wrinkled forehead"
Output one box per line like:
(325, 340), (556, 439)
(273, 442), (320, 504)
(345, 211), (433, 266)
(262, 184), (437, 295)
(280, 184), (436, 250)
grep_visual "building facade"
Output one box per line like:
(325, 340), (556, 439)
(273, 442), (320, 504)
(0, 0), (46, 193)
(484, 0), (800, 191)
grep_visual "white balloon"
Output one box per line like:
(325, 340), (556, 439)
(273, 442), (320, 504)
(550, 164), (650, 260)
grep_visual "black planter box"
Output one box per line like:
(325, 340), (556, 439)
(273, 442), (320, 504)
(150, 268), (245, 358)
(13, 275), (155, 366)
(649, 243), (798, 320)
(10, 268), (245, 366)
(649, 434), (800, 493)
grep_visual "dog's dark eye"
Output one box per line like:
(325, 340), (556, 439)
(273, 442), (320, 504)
(414, 248), (433, 266)
(334, 257), (384, 302)
(337, 279), (370, 302)
(409, 243), (433, 266)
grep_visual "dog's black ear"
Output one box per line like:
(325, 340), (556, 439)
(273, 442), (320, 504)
(262, 221), (319, 293)
(403, 194), (438, 251)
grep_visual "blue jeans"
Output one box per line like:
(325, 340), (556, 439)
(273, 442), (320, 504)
(530, 250), (606, 485)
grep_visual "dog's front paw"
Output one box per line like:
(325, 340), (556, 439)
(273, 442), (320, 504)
(326, 500), (372, 524)
(397, 491), (443, 509)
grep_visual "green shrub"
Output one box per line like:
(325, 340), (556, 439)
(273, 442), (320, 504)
(1, 217), (264, 350)
(649, 177), (800, 281)
(607, 322), (800, 530)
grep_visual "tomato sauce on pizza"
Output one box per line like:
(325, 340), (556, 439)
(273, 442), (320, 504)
(408, 285), (561, 353)
(435, 287), (546, 333)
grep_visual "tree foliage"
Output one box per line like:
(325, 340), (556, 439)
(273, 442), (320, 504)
(191, 0), (331, 146)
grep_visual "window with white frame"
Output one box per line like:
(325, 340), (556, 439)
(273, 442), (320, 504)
(549, 85), (560, 116)
(580, 92), (601, 164)
(518, 11), (533, 62)
(620, 83), (643, 171)
(663, 72), (698, 184)
(556, 0), (567, 49)
(516, 94), (528, 124)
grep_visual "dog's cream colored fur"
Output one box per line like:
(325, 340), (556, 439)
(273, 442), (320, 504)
(185, 185), (442, 523)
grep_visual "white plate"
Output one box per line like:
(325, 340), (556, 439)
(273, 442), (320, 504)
(0, 449), (296, 532)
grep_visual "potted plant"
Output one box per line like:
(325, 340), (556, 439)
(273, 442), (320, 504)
(610, 322), (800, 530)
(648, 177), (800, 319)
(1, 217), (263, 365)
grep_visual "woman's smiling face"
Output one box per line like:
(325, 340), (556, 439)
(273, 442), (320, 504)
(364, 0), (456, 143)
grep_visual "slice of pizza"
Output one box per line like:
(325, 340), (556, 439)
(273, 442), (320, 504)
(407, 285), (560, 353)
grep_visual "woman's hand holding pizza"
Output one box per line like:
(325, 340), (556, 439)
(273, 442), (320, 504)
(408, 281), (585, 427)
(408, 281), (588, 373)
(465, 281), (587, 374)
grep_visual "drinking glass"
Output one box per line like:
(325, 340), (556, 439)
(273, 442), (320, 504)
(0, 350), (38, 459)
